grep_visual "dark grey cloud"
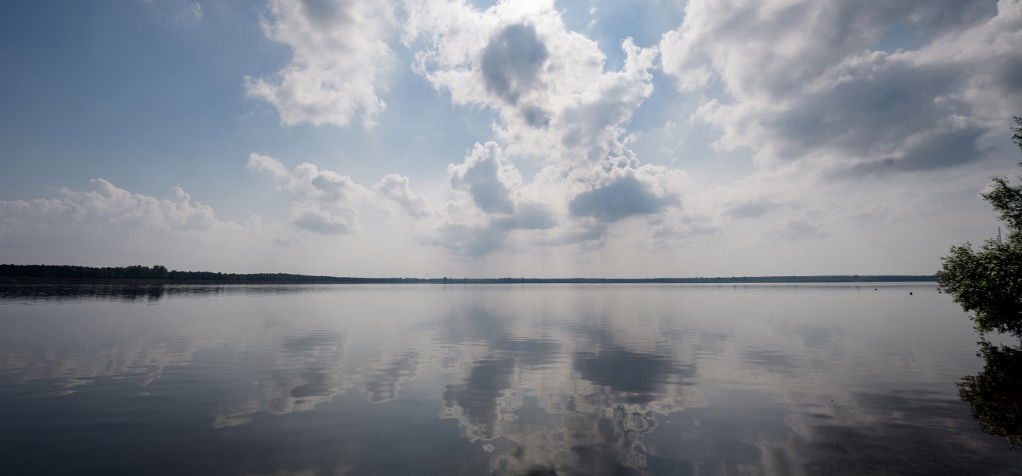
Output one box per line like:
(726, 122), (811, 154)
(662, 0), (1020, 178)
(740, 53), (999, 175)
(836, 124), (989, 177)
(569, 175), (679, 222)
(481, 23), (548, 104)
(435, 202), (557, 257)
(500, 202), (556, 230)
(906, 1), (993, 33)
(663, 0), (992, 99)
(996, 56), (1022, 94)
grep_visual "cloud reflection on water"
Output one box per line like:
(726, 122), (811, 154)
(0, 284), (1019, 475)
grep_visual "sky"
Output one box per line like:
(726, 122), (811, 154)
(1, 0), (1021, 278)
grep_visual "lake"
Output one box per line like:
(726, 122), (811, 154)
(0, 283), (1019, 475)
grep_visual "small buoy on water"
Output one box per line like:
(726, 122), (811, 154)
(909, 291), (913, 295)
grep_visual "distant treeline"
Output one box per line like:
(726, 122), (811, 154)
(0, 264), (936, 284)
(0, 264), (357, 283)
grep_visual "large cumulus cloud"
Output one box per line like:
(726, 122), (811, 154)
(404, 0), (689, 256)
(659, 0), (1022, 174)
(245, 0), (394, 127)
(435, 142), (557, 256)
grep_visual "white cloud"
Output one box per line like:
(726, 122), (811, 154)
(0, 179), (290, 269)
(246, 153), (289, 179)
(245, 0), (394, 127)
(659, 0), (1022, 174)
(0, 178), (217, 233)
(376, 174), (430, 218)
(724, 200), (783, 219)
(405, 0), (659, 165)
(774, 216), (827, 241)
(435, 141), (558, 257)
(652, 214), (720, 244)
(10, 0), (1014, 276)
(248, 154), (372, 234)
(286, 163), (372, 234)
(403, 0), (694, 255)
(189, 1), (203, 20)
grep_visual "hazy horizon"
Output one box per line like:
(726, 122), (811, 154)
(0, 263), (941, 282)
(2, 0), (1021, 277)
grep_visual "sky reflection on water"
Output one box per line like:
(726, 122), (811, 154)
(0, 284), (1019, 475)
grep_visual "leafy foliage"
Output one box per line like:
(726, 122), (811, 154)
(938, 238), (1022, 336)
(937, 117), (1022, 337)
(958, 341), (1022, 446)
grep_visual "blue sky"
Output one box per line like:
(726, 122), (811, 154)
(1, 0), (1020, 277)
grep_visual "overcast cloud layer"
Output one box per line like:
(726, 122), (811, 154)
(1, 0), (1021, 277)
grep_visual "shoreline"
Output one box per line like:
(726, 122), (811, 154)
(0, 276), (938, 285)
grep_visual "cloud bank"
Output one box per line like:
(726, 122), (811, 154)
(3, 0), (1021, 276)
(659, 0), (1022, 175)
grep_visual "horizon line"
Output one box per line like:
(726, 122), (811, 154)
(0, 264), (937, 284)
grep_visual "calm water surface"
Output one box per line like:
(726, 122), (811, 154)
(0, 283), (1019, 475)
